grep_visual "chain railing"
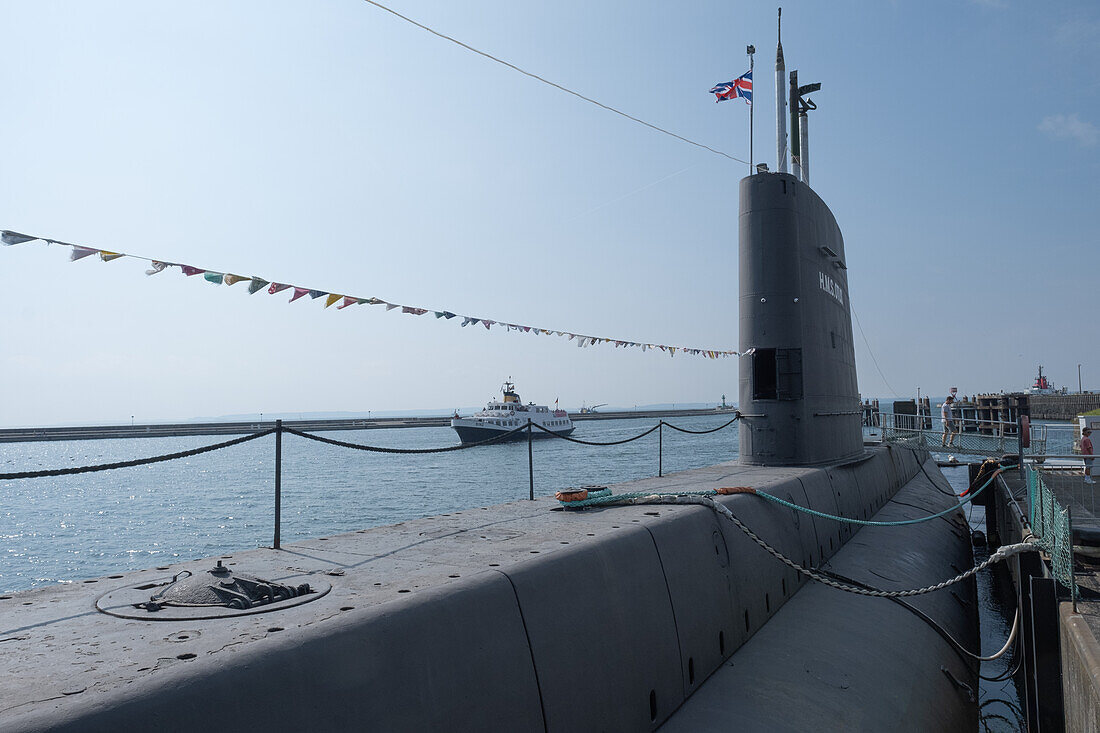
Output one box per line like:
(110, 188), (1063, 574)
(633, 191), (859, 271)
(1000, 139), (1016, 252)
(0, 416), (738, 550)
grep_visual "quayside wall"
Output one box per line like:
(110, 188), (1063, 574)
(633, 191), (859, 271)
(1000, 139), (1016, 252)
(982, 467), (1100, 731)
(2, 444), (977, 732)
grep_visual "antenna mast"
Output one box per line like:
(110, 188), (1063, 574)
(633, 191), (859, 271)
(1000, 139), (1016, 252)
(775, 8), (787, 174)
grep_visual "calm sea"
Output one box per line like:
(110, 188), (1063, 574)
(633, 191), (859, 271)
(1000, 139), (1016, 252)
(1, 414), (738, 593)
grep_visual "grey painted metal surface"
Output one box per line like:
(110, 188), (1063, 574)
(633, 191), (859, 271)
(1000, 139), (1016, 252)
(738, 172), (863, 465)
(660, 458), (978, 732)
(1, 445), (977, 732)
(799, 110), (810, 184)
(775, 17), (787, 174)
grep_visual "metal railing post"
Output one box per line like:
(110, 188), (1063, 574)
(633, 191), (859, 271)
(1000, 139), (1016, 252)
(1018, 414), (1025, 481)
(1068, 505), (1078, 613)
(527, 420), (534, 501)
(658, 421), (663, 477)
(274, 419), (282, 549)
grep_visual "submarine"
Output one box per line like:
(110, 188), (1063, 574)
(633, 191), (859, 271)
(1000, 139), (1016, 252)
(1, 22), (982, 733)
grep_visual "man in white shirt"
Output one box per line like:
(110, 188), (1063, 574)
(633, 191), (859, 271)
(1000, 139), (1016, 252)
(941, 395), (957, 447)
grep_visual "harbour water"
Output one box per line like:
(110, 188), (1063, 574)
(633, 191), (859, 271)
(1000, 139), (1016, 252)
(943, 465), (1025, 732)
(1, 413), (737, 594)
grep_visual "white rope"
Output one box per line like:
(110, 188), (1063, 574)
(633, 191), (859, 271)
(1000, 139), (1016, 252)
(614, 493), (1038, 598)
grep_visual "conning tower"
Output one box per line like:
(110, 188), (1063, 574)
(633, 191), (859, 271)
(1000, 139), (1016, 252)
(738, 21), (860, 466)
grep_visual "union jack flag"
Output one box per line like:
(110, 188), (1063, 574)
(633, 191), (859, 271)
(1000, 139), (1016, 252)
(709, 71), (752, 104)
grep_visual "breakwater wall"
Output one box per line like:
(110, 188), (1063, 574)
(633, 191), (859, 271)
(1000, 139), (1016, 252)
(1027, 393), (1100, 421)
(0, 409), (735, 444)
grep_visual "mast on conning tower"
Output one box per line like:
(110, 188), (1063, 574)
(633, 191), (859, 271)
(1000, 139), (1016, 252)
(775, 8), (787, 174)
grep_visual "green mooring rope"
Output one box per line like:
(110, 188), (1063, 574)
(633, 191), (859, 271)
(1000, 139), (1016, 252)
(560, 465), (1014, 528)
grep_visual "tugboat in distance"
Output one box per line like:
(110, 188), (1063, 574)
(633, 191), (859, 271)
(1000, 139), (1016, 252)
(1027, 365), (1059, 395)
(451, 380), (574, 444)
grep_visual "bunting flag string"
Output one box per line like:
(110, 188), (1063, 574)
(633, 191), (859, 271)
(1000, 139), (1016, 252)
(1, 228), (743, 359)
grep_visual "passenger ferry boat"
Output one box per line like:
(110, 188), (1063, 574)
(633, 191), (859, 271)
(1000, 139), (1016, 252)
(451, 381), (574, 443)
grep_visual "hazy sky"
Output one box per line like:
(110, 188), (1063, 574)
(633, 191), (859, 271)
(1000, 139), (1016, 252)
(2, 0), (1098, 427)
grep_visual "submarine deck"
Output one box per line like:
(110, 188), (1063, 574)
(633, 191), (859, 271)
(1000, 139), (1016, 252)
(2, 444), (985, 731)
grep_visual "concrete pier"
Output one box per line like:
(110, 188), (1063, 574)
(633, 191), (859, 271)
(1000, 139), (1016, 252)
(0, 408), (734, 444)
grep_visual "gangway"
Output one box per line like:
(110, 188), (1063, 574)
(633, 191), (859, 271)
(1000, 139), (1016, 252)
(872, 412), (1048, 458)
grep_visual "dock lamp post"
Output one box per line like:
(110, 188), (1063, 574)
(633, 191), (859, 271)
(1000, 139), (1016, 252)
(1079, 364), (1083, 393)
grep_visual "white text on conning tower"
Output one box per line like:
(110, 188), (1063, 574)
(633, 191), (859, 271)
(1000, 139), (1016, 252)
(819, 271), (844, 305)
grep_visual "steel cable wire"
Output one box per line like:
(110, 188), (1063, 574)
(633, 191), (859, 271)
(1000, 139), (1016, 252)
(358, 0), (749, 165)
(0, 429), (275, 480)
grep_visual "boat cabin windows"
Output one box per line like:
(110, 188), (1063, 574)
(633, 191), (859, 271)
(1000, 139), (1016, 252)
(752, 347), (803, 401)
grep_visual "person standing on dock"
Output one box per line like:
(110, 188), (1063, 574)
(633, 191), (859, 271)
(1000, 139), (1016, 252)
(940, 395), (957, 447)
(1083, 428), (1095, 484)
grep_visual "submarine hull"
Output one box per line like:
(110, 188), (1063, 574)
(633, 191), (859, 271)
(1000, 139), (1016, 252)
(3, 445), (977, 732)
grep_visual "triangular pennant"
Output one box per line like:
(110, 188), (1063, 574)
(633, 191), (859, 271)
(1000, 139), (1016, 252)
(324, 293), (342, 308)
(181, 265), (205, 276)
(1, 231), (37, 246)
(290, 287), (310, 302)
(248, 277), (269, 294)
(365, 298), (384, 305)
(337, 296), (358, 309)
(461, 317), (479, 327)
(385, 303), (399, 311)
(308, 289), (326, 299)
(70, 246), (98, 261)
(224, 274), (248, 286)
(204, 272), (225, 285)
(145, 261), (168, 276)
(268, 282), (291, 295)
(441, 311), (456, 319)
(98, 251), (124, 262)
(482, 320), (493, 329)
(356, 298), (370, 305)
(402, 307), (428, 315)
